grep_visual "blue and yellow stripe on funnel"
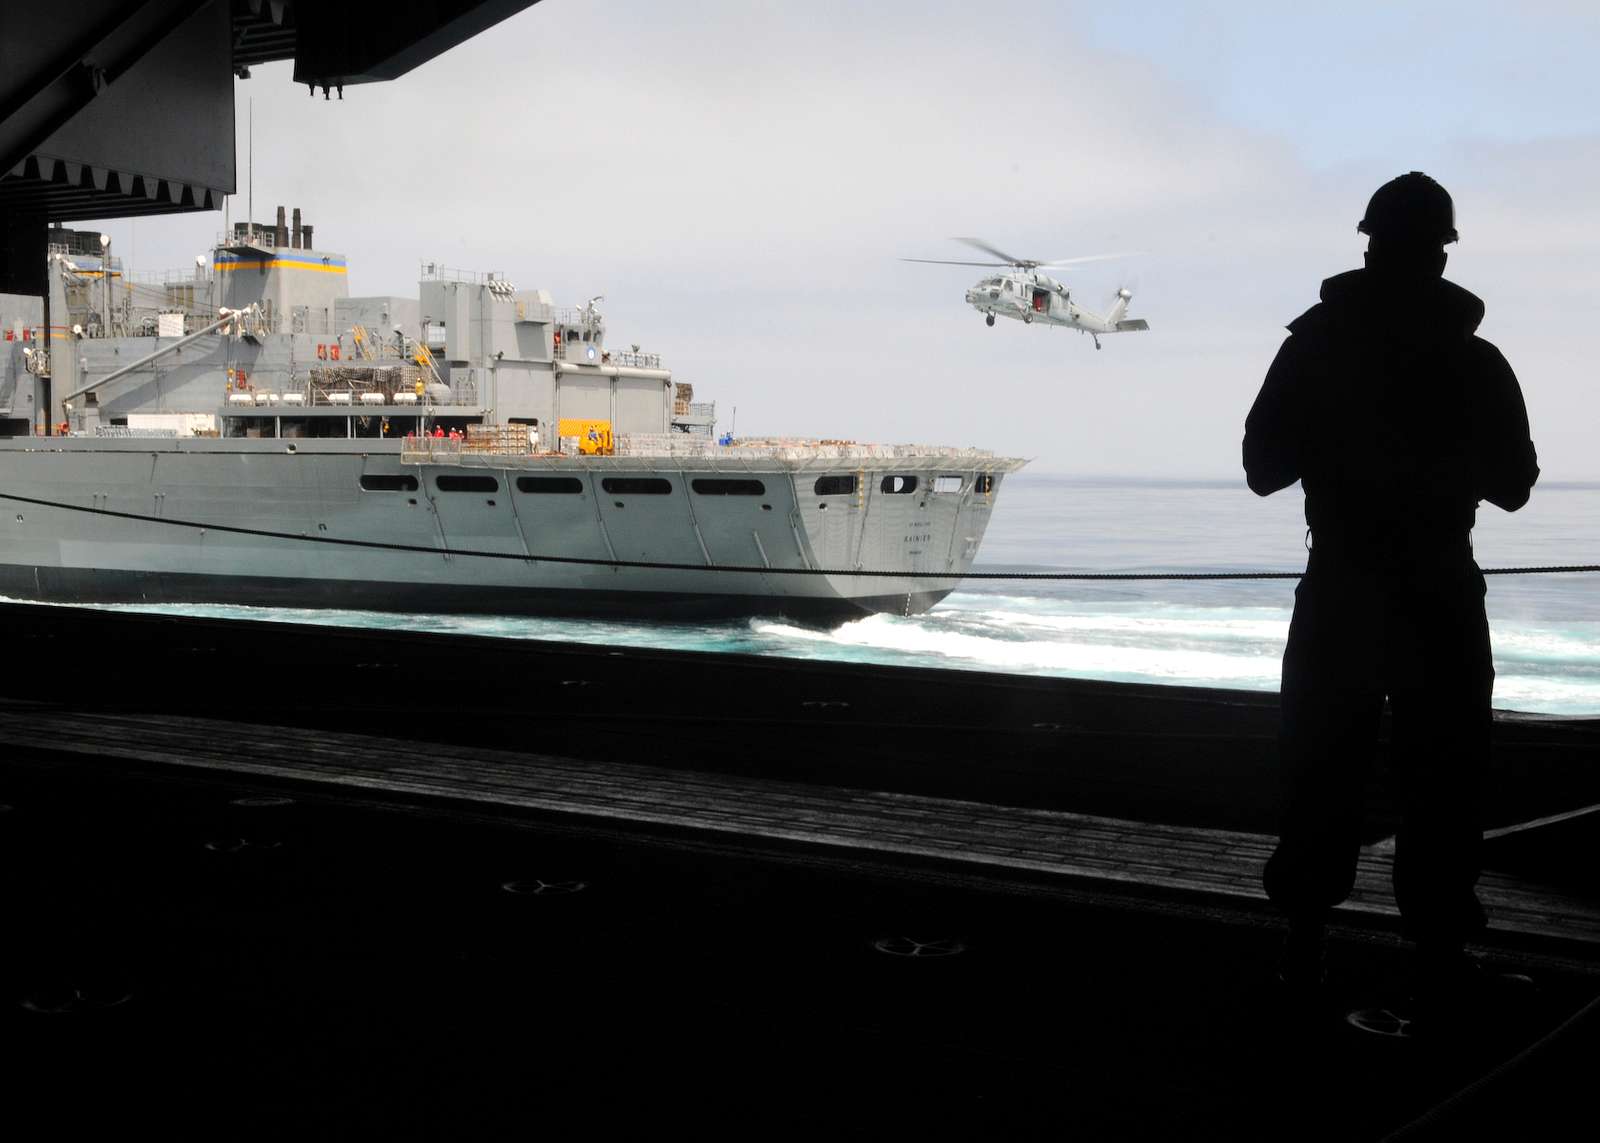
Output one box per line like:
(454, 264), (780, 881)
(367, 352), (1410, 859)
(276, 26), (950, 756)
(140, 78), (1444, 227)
(214, 253), (347, 274)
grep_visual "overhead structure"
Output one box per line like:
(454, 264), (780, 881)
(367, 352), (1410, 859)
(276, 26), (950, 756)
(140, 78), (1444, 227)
(0, 0), (538, 295)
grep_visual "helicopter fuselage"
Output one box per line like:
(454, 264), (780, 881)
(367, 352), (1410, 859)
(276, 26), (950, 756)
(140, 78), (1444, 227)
(965, 271), (1107, 331)
(902, 237), (1147, 345)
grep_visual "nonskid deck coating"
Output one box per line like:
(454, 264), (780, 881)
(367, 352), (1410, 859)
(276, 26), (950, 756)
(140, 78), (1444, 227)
(4, 705), (1596, 959)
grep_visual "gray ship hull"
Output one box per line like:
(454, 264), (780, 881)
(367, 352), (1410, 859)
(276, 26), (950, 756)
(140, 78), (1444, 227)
(0, 564), (956, 622)
(0, 438), (1020, 624)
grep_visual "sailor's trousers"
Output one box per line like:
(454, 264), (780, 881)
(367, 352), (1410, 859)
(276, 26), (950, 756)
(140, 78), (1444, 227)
(1263, 551), (1492, 948)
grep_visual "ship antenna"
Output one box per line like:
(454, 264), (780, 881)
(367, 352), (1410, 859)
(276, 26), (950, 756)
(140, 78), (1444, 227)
(248, 97), (253, 242)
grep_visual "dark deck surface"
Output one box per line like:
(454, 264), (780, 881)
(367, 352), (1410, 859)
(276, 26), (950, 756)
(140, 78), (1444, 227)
(4, 698), (1598, 1139)
(6, 706), (1599, 957)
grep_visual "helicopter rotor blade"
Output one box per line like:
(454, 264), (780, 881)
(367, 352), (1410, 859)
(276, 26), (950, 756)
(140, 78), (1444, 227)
(901, 258), (1010, 268)
(1038, 252), (1144, 269)
(953, 237), (1033, 267)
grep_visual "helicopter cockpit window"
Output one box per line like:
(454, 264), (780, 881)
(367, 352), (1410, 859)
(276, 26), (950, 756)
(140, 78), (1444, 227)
(1003, 281), (1013, 292)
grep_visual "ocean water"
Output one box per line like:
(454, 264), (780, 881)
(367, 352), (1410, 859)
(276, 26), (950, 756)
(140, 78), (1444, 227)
(20, 475), (1600, 715)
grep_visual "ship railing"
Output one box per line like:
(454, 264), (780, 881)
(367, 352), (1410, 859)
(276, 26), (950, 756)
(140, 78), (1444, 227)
(419, 262), (513, 286)
(400, 437), (464, 465)
(215, 230), (276, 249)
(608, 435), (1002, 461)
(301, 387), (475, 408)
(123, 268), (214, 286)
(94, 425), (179, 438)
(672, 400), (715, 420)
(460, 425), (534, 454)
(550, 307), (605, 329)
(349, 341), (451, 393)
(610, 351), (662, 369)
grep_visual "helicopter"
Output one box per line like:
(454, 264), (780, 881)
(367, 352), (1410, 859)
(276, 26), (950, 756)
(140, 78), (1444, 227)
(904, 237), (1149, 348)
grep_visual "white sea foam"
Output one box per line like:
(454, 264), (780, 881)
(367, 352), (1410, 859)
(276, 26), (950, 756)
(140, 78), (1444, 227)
(951, 605), (1290, 644)
(751, 612), (1282, 687)
(750, 603), (1600, 715)
(1490, 624), (1600, 665)
(1491, 675), (1600, 711)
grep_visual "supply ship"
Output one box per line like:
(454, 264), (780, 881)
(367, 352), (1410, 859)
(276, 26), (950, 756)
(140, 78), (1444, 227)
(0, 210), (1023, 622)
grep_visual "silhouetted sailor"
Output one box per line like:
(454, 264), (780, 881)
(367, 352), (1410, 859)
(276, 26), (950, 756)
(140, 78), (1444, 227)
(1243, 172), (1539, 1004)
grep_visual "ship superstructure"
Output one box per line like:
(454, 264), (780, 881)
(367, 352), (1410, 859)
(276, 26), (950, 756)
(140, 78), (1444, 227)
(0, 212), (1023, 622)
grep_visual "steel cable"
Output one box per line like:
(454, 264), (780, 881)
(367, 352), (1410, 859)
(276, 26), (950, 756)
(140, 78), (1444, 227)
(1, 490), (1595, 580)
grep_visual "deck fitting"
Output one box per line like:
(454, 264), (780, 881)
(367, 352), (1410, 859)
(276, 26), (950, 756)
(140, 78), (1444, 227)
(1345, 1008), (1413, 1038)
(500, 879), (589, 896)
(20, 987), (134, 1014)
(204, 837), (283, 853)
(871, 936), (966, 958)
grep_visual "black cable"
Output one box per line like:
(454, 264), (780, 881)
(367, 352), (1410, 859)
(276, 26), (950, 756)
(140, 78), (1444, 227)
(1, 490), (1595, 581)
(1380, 989), (1600, 1141)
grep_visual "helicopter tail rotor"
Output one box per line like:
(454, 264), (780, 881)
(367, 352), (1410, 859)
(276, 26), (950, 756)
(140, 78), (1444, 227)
(1106, 285), (1150, 333)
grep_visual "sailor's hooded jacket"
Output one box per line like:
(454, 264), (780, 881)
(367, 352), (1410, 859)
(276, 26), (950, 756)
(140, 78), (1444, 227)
(1244, 267), (1539, 566)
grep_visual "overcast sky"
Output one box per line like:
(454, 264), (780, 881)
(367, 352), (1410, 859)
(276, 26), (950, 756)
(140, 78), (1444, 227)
(95, 0), (1600, 479)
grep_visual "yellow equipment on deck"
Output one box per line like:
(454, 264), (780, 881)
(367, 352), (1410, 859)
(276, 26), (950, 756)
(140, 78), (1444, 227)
(559, 418), (613, 455)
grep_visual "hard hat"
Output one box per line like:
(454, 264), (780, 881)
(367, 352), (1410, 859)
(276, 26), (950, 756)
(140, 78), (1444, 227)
(1357, 171), (1458, 246)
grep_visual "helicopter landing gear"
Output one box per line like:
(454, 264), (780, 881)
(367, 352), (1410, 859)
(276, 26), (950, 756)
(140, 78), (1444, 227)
(1093, 335), (1102, 350)
(985, 313), (995, 327)
(1022, 313), (1033, 324)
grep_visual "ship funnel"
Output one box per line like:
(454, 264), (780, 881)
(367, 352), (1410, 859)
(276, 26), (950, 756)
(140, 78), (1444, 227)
(276, 206), (288, 248)
(301, 222), (313, 249)
(292, 207), (302, 249)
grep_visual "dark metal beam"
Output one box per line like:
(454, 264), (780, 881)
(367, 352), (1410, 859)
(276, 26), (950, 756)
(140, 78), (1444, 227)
(0, 0), (213, 178)
(0, 3), (234, 226)
(230, 0), (298, 73)
(0, 205), (47, 295)
(0, 0), (538, 280)
(292, 1), (537, 89)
